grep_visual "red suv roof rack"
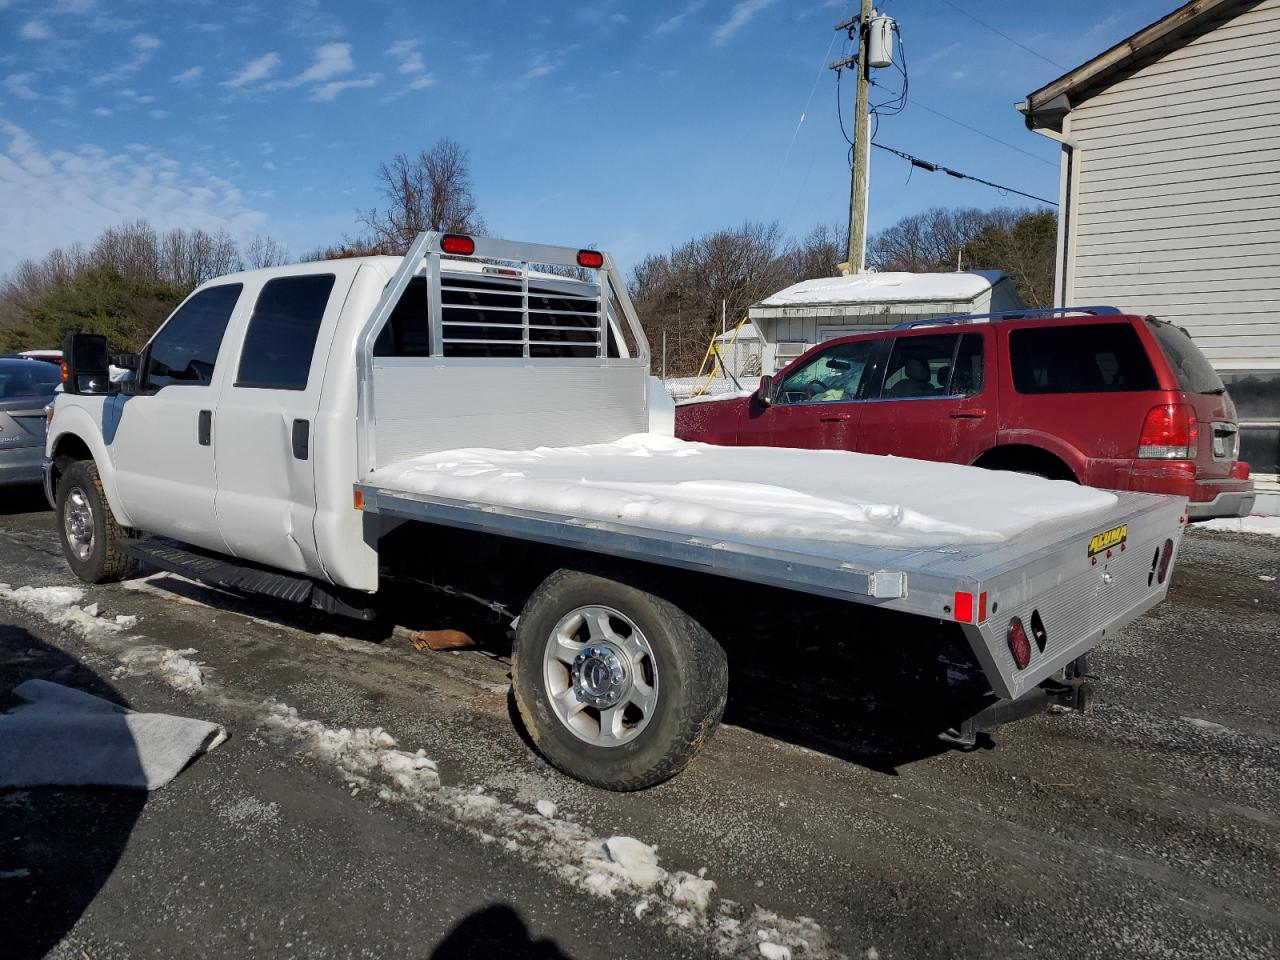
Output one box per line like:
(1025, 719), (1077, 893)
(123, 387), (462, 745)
(890, 305), (1121, 331)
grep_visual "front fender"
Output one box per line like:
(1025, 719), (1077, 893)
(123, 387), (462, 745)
(47, 403), (135, 529)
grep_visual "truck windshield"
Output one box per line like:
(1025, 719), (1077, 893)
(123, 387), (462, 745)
(1146, 319), (1226, 395)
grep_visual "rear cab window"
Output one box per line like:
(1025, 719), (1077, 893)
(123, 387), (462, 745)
(237, 274), (336, 390)
(1010, 323), (1158, 394)
(1146, 319), (1226, 395)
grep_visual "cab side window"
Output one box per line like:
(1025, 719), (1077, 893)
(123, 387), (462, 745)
(237, 274), (337, 390)
(145, 284), (242, 390)
(777, 339), (879, 405)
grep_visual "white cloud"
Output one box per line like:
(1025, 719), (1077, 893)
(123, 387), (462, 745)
(712, 0), (777, 46)
(149, 109), (170, 119)
(310, 74), (380, 101)
(91, 31), (164, 84)
(4, 74), (38, 100)
(172, 66), (203, 84)
(92, 106), (112, 117)
(407, 74), (436, 90)
(132, 32), (162, 51)
(522, 52), (556, 82)
(0, 118), (266, 275)
(651, 1), (706, 36)
(56, 0), (97, 12)
(293, 42), (353, 84)
(20, 19), (51, 40)
(387, 39), (428, 78)
(225, 52), (281, 89)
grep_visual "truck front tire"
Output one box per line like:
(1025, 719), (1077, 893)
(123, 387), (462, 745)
(55, 460), (138, 584)
(512, 566), (728, 791)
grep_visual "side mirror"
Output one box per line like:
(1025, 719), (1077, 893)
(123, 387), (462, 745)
(758, 374), (774, 407)
(60, 332), (112, 395)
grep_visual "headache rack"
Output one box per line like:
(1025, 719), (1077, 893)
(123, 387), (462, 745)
(891, 305), (1121, 331)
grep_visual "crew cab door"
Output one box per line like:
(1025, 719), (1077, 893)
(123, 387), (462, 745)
(856, 331), (994, 464)
(106, 283), (244, 551)
(212, 270), (348, 577)
(735, 338), (881, 449)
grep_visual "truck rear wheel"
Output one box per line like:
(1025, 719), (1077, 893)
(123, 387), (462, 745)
(56, 460), (137, 584)
(512, 566), (727, 791)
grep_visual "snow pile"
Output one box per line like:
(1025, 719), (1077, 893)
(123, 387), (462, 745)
(759, 271), (1003, 307)
(1199, 516), (1280, 537)
(261, 701), (441, 794)
(0, 583), (129, 639)
(372, 433), (1117, 550)
(115, 646), (207, 693)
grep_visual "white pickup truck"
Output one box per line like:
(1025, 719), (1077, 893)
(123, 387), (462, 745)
(45, 233), (1188, 790)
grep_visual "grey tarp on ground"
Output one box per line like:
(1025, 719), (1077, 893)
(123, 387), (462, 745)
(0, 678), (226, 790)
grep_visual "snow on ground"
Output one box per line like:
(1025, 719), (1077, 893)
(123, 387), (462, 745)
(1199, 515), (1280, 537)
(372, 433), (1117, 550)
(0, 578), (843, 956)
(666, 376), (761, 402)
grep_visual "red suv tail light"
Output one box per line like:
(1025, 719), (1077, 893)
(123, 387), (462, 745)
(1137, 404), (1198, 460)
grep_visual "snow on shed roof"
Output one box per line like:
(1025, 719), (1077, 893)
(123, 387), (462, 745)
(714, 321), (758, 341)
(758, 270), (1005, 308)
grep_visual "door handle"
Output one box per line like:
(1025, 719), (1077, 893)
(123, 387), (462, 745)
(197, 409), (212, 446)
(950, 410), (987, 419)
(292, 419), (310, 460)
(819, 414), (852, 423)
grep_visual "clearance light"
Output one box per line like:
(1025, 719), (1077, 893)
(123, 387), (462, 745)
(1138, 404), (1198, 459)
(952, 591), (988, 624)
(577, 249), (604, 269)
(353, 489), (364, 511)
(60, 360), (69, 383)
(440, 234), (476, 256)
(1007, 617), (1031, 670)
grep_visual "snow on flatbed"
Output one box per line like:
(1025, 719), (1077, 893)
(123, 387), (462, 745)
(370, 434), (1117, 550)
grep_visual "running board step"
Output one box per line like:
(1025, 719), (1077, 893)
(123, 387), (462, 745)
(116, 539), (376, 621)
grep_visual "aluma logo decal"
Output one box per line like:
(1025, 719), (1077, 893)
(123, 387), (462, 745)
(1088, 524), (1128, 557)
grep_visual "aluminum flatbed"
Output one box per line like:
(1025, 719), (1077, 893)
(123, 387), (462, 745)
(357, 477), (1186, 700)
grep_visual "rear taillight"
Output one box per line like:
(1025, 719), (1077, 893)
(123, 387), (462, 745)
(1231, 461), (1250, 480)
(1138, 404), (1198, 460)
(1157, 538), (1175, 584)
(1007, 617), (1031, 670)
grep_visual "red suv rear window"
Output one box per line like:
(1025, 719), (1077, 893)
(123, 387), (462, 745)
(1010, 323), (1158, 394)
(1145, 319), (1226, 395)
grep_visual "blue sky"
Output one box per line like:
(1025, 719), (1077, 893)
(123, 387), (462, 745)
(0, 0), (1182, 276)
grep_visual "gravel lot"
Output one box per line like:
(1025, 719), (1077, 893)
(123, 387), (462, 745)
(2, 488), (1277, 960)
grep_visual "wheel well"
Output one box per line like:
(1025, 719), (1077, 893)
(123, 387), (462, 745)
(973, 445), (1078, 482)
(49, 433), (95, 490)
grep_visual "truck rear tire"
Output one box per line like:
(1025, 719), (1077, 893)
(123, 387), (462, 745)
(512, 566), (727, 791)
(56, 460), (138, 584)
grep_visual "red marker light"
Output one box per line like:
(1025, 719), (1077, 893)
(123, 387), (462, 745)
(577, 249), (604, 269)
(1008, 617), (1031, 669)
(441, 234), (475, 256)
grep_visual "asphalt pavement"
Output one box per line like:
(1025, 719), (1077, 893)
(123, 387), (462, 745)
(1, 487), (1277, 960)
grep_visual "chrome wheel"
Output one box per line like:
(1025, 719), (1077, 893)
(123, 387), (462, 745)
(543, 605), (659, 747)
(63, 485), (95, 563)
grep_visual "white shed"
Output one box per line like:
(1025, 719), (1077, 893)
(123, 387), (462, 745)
(750, 271), (1023, 373)
(1018, 0), (1280, 486)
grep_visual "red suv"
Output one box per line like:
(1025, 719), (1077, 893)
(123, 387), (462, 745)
(675, 307), (1255, 520)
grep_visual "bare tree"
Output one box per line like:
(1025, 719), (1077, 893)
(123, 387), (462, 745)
(91, 220), (160, 279)
(782, 223), (843, 283)
(158, 228), (243, 288)
(359, 138), (485, 254)
(244, 235), (291, 269)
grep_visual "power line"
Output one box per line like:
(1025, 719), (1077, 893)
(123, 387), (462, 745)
(873, 142), (1058, 206)
(935, 0), (1067, 70)
(895, 92), (1058, 168)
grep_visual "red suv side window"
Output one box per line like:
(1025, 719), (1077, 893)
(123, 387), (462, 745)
(1010, 323), (1158, 393)
(876, 332), (985, 399)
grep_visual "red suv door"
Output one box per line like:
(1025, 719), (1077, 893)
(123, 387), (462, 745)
(736, 337), (881, 449)
(856, 330), (994, 464)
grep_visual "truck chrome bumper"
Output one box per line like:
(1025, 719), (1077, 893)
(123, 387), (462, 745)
(1187, 490), (1256, 521)
(41, 455), (56, 508)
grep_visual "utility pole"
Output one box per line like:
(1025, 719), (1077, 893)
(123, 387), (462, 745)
(831, 0), (875, 275)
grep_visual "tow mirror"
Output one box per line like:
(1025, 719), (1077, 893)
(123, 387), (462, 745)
(758, 374), (774, 407)
(60, 332), (111, 395)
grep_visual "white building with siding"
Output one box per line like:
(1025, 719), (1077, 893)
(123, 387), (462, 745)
(1018, 0), (1280, 483)
(749, 270), (1022, 374)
